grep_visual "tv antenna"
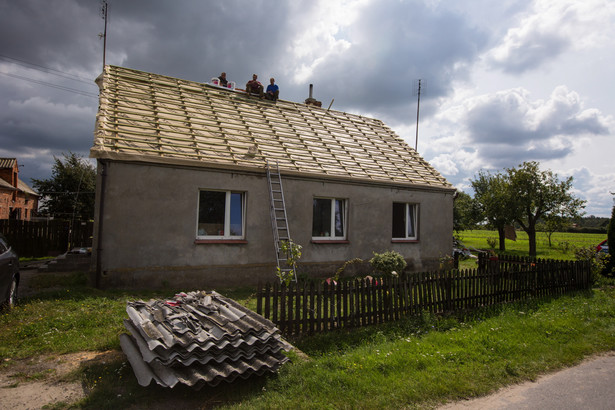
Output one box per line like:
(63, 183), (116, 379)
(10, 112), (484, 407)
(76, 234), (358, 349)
(99, 1), (108, 71)
(413, 79), (423, 151)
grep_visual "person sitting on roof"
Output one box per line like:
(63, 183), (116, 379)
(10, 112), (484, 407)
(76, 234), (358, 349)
(218, 72), (228, 87)
(265, 77), (279, 101)
(245, 74), (263, 98)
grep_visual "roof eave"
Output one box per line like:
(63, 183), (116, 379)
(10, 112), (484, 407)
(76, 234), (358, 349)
(90, 149), (455, 193)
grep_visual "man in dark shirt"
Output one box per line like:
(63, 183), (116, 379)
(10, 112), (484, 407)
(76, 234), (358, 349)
(218, 72), (228, 87)
(245, 74), (263, 98)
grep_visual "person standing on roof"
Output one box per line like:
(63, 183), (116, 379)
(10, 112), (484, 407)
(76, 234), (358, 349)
(245, 74), (263, 98)
(218, 72), (228, 87)
(265, 77), (279, 101)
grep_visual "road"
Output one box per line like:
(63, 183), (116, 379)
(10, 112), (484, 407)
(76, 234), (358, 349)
(440, 352), (615, 409)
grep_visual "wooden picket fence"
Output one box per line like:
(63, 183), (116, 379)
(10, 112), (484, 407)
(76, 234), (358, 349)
(0, 219), (93, 257)
(256, 257), (591, 336)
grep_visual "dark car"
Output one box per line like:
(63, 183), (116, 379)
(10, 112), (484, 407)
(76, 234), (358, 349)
(0, 234), (19, 309)
(596, 239), (609, 254)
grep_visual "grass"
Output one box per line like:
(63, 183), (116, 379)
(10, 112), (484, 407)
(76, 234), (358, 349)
(456, 229), (605, 260)
(1, 230), (613, 408)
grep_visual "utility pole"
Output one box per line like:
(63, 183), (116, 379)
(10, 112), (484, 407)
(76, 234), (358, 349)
(99, 1), (108, 71)
(414, 79), (421, 151)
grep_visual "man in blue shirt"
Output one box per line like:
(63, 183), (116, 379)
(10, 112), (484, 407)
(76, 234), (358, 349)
(265, 77), (279, 101)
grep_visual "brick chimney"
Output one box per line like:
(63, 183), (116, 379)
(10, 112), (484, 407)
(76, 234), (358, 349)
(304, 84), (322, 107)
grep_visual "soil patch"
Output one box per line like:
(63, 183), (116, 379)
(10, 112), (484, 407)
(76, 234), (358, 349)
(0, 350), (123, 409)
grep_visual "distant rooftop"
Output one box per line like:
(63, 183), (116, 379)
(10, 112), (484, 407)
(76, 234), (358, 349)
(91, 65), (452, 189)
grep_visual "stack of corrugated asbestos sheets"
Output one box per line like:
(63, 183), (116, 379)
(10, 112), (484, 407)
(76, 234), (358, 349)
(120, 290), (292, 389)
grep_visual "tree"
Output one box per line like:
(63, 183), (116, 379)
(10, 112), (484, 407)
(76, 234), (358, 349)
(31, 152), (96, 220)
(453, 190), (481, 233)
(507, 161), (585, 257)
(538, 213), (571, 248)
(471, 171), (515, 251)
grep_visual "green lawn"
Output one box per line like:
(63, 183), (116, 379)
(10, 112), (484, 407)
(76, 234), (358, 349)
(1, 232), (613, 408)
(457, 229), (605, 260)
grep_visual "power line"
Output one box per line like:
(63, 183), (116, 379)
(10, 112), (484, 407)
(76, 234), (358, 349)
(0, 54), (95, 85)
(0, 71), (98, 98)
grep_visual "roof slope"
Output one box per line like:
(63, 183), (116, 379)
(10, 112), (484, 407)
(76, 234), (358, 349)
(0, 158), (17, 169)
(18, 178), (38, 196)
(91, 65), (452, 189)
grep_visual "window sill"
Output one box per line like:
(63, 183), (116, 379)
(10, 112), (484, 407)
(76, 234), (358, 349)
(391, 239), (419, 243)
(311, 240), (350, 244)
(194, 239), (248, 244)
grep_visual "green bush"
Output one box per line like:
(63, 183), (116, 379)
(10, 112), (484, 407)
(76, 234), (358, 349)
(558, 240), (572, 254)
(574, 245), (610, 283)
(486, 237), (497, 249)
(369, 251), (407, 277)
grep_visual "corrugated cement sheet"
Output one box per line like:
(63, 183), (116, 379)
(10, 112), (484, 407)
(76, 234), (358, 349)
(120, 290), (292, 389)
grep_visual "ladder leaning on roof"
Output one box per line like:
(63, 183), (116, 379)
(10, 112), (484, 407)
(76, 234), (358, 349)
(266, 160), (297, 283)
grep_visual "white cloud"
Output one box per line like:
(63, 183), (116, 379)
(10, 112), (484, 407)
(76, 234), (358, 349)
(487, 0), (615, 73)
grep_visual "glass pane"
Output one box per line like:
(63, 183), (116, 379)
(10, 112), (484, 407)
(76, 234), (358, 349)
(407, 205), (415, 238)
(198, 191), (225, 236)
(229, 192), (243, 236)
(392, 202), (406, 238)
(334, 199), (345, 237)
(312, 198), (332, 237)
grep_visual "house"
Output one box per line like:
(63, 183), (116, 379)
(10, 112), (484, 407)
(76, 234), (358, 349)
(0, 158), (39, 220)
(90, 66), (455, 289)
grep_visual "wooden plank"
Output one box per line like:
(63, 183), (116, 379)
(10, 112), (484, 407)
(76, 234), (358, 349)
(309, 281), (315, 334)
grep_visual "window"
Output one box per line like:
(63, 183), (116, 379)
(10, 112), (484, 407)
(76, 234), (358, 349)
(392, 203), (418, 240)
(197, 190), (245, 239)
(312, 197), (347, 240)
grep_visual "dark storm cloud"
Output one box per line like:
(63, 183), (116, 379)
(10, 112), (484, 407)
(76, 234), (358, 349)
(0, 0), (102, 74)
(306, 0), (488, 118)
(104, 0), (299, 84)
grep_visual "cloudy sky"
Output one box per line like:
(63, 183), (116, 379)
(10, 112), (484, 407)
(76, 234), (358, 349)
(1, 0), (613, 216)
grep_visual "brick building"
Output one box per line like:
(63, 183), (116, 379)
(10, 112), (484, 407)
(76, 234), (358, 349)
(0, 158), (39, 220)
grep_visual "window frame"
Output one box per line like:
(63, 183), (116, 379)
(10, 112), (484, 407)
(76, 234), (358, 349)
(311, 196), (348, 241)
(196, 189), (246, 241)
(392, 202), (418, 241)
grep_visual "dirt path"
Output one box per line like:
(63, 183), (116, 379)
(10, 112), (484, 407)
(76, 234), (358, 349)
(0, 351), (122, 409)
(1, 266), (118, 409)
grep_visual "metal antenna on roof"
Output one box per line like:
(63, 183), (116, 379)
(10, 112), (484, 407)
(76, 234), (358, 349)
(413, 79), (422, 151)
(99, 0), (108, 71)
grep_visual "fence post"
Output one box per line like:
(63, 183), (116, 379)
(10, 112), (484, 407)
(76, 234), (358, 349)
(256, 282), (263, 315)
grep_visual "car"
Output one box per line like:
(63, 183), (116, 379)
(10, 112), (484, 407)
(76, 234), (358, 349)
(0, 234), (19, 309)
(453, 238), (472, 259)
(596, 239), (609, 254)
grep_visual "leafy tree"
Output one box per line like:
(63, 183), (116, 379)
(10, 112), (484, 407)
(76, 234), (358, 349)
(471, 171), (515, 251)
(31, 152), (96, 220)
(538, 213), (571, 247)
(507, 161), (585, 257)
(453, 190), (481, 233)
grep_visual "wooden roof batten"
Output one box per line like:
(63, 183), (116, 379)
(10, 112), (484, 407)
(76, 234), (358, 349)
(91, 65), (453, 190)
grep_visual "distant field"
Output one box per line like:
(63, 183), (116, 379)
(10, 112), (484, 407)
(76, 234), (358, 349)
(456, 229), (606, 261)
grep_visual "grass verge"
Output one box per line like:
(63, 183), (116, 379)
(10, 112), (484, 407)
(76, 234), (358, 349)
(1, 236), (613, 408)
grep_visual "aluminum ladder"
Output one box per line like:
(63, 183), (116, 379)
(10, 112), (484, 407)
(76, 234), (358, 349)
(266, 160), (296, 282)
